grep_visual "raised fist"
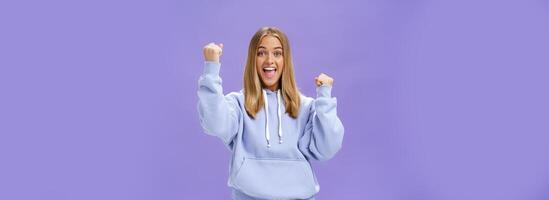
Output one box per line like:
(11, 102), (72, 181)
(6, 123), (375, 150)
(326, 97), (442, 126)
(315, 73), (334, 87)
(203, 42), (223, 62)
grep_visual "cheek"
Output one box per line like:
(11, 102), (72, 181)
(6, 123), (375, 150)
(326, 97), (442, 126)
(277, 59), (284, 71)
(256, 58), (264, 68)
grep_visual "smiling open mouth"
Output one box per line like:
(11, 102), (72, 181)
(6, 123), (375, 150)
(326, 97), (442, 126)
(263, 67), (276, 78)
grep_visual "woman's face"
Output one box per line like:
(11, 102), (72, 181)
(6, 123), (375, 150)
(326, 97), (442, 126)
(256, 36), (284, 91)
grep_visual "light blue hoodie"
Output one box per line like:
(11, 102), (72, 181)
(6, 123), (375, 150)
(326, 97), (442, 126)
(197, 61), (344, 200)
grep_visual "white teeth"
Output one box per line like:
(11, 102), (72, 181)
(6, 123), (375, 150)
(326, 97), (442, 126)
(264, 67), (276, 71)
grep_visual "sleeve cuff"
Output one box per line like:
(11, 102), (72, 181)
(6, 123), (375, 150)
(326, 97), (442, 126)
(203, 61), (221, 75)
(316, 85), (332, 98)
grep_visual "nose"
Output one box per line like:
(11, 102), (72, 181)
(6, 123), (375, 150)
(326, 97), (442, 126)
(267, 53), (274, 65)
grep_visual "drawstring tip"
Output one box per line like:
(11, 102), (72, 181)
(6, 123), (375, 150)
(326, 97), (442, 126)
(279, 140), (283, 144)
(267, 144), (271, 148)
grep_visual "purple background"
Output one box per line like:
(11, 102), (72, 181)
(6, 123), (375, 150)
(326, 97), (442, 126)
(1, 0), (549, 199)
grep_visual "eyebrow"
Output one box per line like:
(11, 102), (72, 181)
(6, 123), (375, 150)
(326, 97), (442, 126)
(258, 46), (283, 50)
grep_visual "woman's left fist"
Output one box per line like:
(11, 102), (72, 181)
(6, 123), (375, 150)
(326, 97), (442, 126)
(315, 73), (334, 87)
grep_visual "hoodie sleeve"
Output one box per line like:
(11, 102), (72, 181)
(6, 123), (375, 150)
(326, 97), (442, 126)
(298, 85), (345, 161)
(197, 61), (241, 147)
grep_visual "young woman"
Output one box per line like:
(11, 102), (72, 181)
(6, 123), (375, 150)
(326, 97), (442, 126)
(198, 27), (344, 200)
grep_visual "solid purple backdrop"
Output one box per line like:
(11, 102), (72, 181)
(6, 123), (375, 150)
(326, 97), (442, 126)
(1, 0), (549, 199)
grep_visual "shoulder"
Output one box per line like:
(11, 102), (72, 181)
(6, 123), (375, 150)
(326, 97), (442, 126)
(299, 93), (313, 105)
(299, 92), (315, 113)
(224, 90), (245, 107)
(227, 90), (243, 97)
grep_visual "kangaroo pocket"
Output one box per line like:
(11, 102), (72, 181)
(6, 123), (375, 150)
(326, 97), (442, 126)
(232, 157), (318, 199)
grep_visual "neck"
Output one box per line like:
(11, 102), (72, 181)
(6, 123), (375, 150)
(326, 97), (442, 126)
(265, 84), (279, 92)
(266, 87), (278, 92)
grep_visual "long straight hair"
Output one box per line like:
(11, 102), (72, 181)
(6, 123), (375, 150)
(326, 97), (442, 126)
(243, 27), (300, 119)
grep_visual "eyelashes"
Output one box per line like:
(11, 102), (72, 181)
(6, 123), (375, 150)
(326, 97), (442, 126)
(257, 51), (265, 56)
(257, 50), (283, 57)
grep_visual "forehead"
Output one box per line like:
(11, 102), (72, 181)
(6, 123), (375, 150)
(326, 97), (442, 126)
(258, 35), (282, 49)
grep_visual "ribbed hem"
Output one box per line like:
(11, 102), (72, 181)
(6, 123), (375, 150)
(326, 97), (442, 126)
(231, 189), (316, 200)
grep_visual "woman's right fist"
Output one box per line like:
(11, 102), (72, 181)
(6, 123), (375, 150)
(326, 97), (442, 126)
(203, 42), (223, 62)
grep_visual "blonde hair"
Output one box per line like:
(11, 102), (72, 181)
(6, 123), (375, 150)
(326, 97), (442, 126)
(243, 27), (300, 119)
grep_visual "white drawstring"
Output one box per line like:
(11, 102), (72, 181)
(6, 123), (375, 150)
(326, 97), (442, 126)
(263, 90), (271, 148)
(263, 89), (284, 148)
(277, 90), (283, 144)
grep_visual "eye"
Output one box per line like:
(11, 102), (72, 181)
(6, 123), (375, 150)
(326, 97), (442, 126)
(257, 51), (265, 57)
(274, 51), (282, 57)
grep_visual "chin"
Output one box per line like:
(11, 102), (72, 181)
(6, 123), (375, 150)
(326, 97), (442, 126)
(261, 81), (277, 89)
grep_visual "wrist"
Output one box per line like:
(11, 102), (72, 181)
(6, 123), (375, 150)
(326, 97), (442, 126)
(316, 85), (332, 98)
(204, 61), (221, 75)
